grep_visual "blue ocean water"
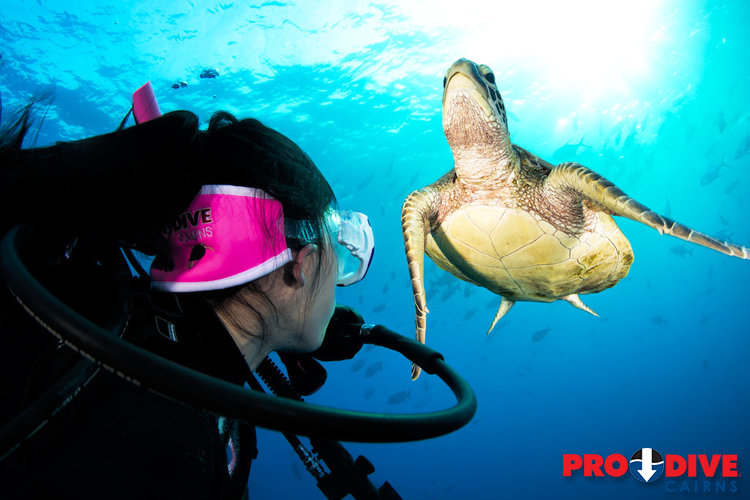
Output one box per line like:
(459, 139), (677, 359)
(1, 1), (749, 498)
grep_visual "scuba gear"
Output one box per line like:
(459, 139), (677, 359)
(252, 357), (401, 500)
(132, 81), (162, 124)
(328, 209), (375, 286)
(135, 82), (373, 290)
(278, 305), (370, 397)
(287, 208), (375, 287)
(150, 185), (294, 292)
(1, 224), (476, 444)
(1, 223), (475, 500)
(312, 305), (366, 362)
(149, 185), (375, 292)
(0, 84), (469, 498)
(278, 352), (328, 397)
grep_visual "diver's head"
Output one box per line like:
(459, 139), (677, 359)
(149, 113), (372, 368)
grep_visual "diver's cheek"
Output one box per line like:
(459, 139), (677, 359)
(319, 289), (336, 347)
(318, 252), (338, 345)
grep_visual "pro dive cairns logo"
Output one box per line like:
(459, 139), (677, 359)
(630, 448), (665, 482)
(563, 448), (740, 494)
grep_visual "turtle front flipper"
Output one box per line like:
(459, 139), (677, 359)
(401, 186), (440, 380)
(545, 162), (750, 260)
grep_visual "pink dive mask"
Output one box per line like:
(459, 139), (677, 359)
(150, 185), (293, 292)
(131, 84), (374, 291)
(149, 185), (375, 292)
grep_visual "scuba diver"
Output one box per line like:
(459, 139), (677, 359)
(0, 85), (475, 499)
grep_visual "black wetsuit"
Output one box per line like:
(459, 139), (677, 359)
(0, 250), (257, 499)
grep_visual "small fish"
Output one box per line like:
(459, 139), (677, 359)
(382, 283), (389, 294)
(553, 137), (591, 160)
(485, 318), (510, 342)
(350, 359), (365, 373)
(699, 313), (710, 326)
(700, 158), (727, 186)
(506, 109), (520, 123)
(364, 361), (383, 378)
(171, 81), (188, 89)
(390, 270), (397, 280)
(413, 398), (431, 409)
(387, 389), (411, 405)
(291, 461), (302, 480)
(364, 387), (375, 399)
(623, 130), (637, 151)
(725, 182), (740, 195)
(531, 327), (551, 342)
(714, 229), (734, 242)
(407, 170), (420, 186)
(669, 245), (693, 258)
(439, 287), (455, 301)
(355, 176), (373, 191)
(649, 315), (669, 328)
(464, 309), (476, 320)
(372, 302), (387, 313)
(717, 112), (726, 133)
(734, 133), (750, 160)
(200, 68), (219, 79)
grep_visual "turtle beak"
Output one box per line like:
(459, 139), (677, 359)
(442, 58), (508, 152)
(442, 59), (496, 137)
(442, 58), (489, 106)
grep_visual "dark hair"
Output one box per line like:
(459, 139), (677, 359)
(1, 101), (336, 342)
(193, 111), (337, 341)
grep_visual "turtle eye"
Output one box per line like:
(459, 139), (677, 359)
(478, 64), (496, 85)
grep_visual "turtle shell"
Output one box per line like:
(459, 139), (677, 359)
(425, 204), (634, 302)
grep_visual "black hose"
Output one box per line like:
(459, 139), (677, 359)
(0, 357), (100, 460)
(1, 224), (477, 443)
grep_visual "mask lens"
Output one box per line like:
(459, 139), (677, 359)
(327, 210), (373, 286)
(335, 244), (360, 283)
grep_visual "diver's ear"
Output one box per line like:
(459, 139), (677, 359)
(285, 244), (318, 288)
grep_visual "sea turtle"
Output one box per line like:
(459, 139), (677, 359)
(401, 58), (750, 379)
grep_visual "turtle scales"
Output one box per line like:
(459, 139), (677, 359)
(401, 58), (750, 379)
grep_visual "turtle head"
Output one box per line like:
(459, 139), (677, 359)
(442, 58), (510, 157)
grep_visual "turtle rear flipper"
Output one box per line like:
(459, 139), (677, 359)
(401, 186), (440, 380)
(487, 298), (515, 335)
(545, 162), (750, 260)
